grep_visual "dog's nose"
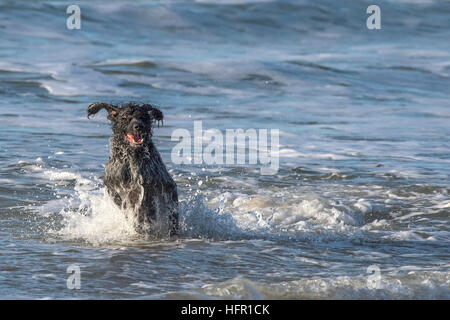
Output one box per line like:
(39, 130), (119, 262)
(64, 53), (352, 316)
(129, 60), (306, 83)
(133, 123), (143, 131)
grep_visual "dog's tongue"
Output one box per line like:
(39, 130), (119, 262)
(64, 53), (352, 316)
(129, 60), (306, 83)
(126, 134), (143, 144)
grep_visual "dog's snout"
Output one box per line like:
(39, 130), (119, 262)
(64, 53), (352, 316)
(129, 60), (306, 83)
(131, 121), (144, 132)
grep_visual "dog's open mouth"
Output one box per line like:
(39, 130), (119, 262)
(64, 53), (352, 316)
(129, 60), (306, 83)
(126, 134), (144, 145)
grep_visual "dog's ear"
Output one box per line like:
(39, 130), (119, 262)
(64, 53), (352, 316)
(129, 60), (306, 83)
(87, 103), (120, 121)
(142, 104), (164, 127)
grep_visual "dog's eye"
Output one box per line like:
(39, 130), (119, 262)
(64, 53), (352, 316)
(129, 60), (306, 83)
(122, 115), (131, 120)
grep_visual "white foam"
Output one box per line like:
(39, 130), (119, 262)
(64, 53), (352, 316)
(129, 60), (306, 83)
(197, 271), (450, 299)
(433, 200), (450, 209)
(384, 231), (425, 241)
(55, 188), (140, 245)
(0, 178), (16, 184)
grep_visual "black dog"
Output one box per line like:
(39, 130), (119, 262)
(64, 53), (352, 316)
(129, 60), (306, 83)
(87, 102), (178, 236)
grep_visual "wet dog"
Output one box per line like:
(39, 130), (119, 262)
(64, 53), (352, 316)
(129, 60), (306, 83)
(87, 102), (178, 236)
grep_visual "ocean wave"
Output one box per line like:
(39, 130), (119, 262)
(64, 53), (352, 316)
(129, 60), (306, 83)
(194, 272), (450, 299)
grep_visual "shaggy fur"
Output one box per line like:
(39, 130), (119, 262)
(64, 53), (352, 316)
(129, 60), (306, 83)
(87, 102), (178, 236)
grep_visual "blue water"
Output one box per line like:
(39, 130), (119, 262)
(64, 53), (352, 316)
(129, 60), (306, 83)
(0, 0), (449, 299)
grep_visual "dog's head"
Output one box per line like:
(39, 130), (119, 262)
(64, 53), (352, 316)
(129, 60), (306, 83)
(87, 102), (163, 148)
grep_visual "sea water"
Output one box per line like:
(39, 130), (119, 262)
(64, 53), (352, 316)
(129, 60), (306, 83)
(0, 0), (449, 299)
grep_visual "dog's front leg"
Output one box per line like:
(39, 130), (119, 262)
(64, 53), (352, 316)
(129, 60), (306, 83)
(168, 186), (179, 236)
(107, 187), (123, 208)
